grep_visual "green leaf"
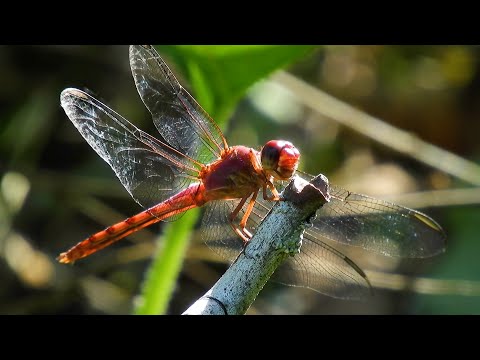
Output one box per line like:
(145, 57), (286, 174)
(159, 45), (318, 123)
(134, 209), (199, 315)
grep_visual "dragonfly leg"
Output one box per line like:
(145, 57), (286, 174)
(229, 191), (258, 244)
(249, 148), (263, 173)
(250, 149), (281, 201)
(229, 195), (250, 242)
(238, 189), (259, 235)
(229, 194), (249, 222)
(230, 223), (250, 244)
(262, 182), (281, 201)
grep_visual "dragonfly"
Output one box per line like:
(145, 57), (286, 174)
(58, 45), (446, 299)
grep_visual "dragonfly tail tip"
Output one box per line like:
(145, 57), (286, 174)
(57, 252), (72, 264)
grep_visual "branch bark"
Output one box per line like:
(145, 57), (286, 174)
(182, 174), (330, 315)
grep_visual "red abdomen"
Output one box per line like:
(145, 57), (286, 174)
(58, 183), (204, 263)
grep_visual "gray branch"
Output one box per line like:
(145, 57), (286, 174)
(182, 174), (330, 315)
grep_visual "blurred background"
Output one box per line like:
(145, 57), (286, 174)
(1, 45), (479, 314)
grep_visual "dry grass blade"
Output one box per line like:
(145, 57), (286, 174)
(274, 71), (480, 186)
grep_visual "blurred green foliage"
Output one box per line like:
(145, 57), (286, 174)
(414, 207), (480, 314)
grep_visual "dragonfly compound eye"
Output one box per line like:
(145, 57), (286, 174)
(261, 140), (300, 180)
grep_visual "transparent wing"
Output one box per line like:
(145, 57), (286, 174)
(61, 88), (202, 211)
(129, 45), (228, 166)
(200, 200), (244, 262)
(273, 233), (372, 300)
(309, 184), (447, 258)
(199, 191), (372, 299)
(254, 195), (371, 299)
(198, 173), (446, 299)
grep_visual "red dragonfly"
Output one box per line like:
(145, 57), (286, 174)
(59, 45), (446, 299)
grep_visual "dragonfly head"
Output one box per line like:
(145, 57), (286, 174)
(261, 140), (300, 180)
